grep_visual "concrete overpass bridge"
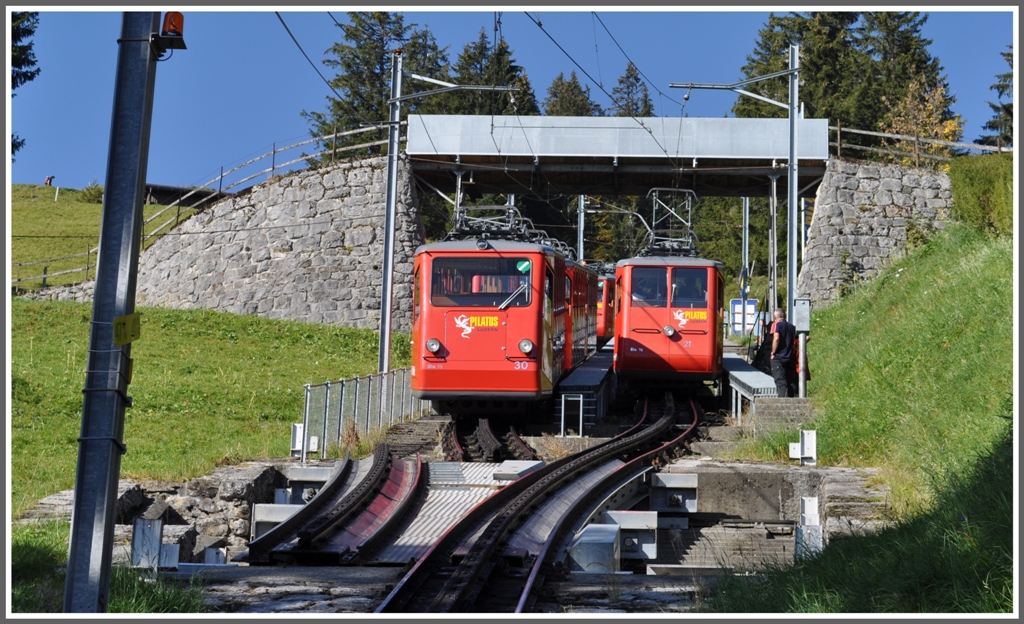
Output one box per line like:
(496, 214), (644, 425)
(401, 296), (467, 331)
(405, 114), (829, 200)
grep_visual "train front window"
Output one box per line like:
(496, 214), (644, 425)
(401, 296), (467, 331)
(671, 268), (708, 308)
(631, 267), (667, 307)
(430, 257), (533, 307)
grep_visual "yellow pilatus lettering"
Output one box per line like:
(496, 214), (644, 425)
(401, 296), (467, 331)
(470, 316), (499, 327)
(683, 310), (708, 320)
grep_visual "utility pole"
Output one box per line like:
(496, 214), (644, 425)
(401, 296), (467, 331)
(741, 197), (750, 337)
(377, 53), (515, 373)
(64, 12), (184, 612)
(577, 195), (585, 260)
(378, 49), (402, 374)
(787, 45), (800, 318)
(670, 45), (801, 315)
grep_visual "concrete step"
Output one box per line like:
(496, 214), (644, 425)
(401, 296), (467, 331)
(701, 424), (745, 441)
(689, 440), (736, 458)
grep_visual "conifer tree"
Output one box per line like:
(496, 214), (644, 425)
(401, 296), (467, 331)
(446, 30), (538, 116)
(610, 62), (654, 117)
(734, 12), (957, 158)
(732, 13), (804, 120)
(980, 45), (1013, 147)
(301, 12), (449, 158)
(542, 71), (603, 116)
(855, 11), (954, 133)
(11, 11), (40, 159)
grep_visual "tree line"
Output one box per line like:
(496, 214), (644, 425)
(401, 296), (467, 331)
(10, 12), (1013, 307)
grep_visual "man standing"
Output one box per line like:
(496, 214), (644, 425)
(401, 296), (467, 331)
(769, 308), (797, 398)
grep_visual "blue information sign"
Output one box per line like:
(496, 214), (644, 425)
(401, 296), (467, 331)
(730, 299), (759, 335)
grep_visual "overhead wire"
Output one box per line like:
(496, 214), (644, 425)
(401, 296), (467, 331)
(592, 12), (683, 109)
(275, 12), (382, 139)
(522, 12), (682, 172)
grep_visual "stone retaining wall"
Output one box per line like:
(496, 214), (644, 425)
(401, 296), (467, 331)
(22, 155), (425, 333)
(798, 158), (953, 307)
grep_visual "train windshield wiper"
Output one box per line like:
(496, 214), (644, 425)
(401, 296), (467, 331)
(498, 282), (529, 310)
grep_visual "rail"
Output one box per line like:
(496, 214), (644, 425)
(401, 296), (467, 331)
(299, 367), (431, 463)
(12, 125), (406, 290)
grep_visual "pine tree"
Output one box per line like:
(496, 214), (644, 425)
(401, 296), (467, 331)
(735, 12), (958, 160)
(542, 71), (603, 116)
(610, 62), (654, 117)
(855, 12), (953, 131)
(979, 45), (1013, 147)
(301, 12), (449, 160)
(732, 13), (804, 120)
(12, 11), (41, 159)
(798, 13), (869, 126)
(446, 30), (538, 116)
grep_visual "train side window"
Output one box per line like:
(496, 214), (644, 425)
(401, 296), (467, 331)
(631, 267), (667, 307)
(544, 267), (553, 318)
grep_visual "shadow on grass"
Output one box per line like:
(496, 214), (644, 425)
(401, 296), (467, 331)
(11, 521), (69, 613)
(700, 404), (1014, 613)
(11, 520), (206, 613)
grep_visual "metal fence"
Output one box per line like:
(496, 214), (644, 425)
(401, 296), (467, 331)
(297, 368), (431, 462)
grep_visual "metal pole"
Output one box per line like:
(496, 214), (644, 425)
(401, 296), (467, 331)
(301, 385), (311, 463)
(741, 197), (749, 337)
(800, 197), (807, 266)
(64, 12), (161, 613)
(768, 176), (778, 314)
(798, 332), (807, 398)
(787, 44), (800, 318)
(577, 195), (585, 260)
(336, 380), (346, 448)
(378, 49), (402, 374)
(321, 383), (330, 460)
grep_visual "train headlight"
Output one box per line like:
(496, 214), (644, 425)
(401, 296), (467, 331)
(663, 326), (676, 337)
(518, 339), (535, 355)
(425, 338), (442, 354)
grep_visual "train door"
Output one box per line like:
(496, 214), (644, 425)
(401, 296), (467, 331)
(666, 266), (714, 373)
(620, 266), (672, 371)
(541, 261), (556, 390)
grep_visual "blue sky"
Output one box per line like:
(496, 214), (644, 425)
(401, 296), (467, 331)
(7, 9), (1017, 191)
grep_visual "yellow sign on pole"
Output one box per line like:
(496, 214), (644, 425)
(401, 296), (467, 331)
(113, 313), (141, 346)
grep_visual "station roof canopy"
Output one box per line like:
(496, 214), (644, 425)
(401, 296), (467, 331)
(406, 114), (830, 199)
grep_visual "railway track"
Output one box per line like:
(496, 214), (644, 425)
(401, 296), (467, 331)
(376, 391), (700, 613)
(239, 444), (424, 566)
(442, 417), (538, 462)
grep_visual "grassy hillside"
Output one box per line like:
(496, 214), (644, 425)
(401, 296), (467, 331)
(10, 183), (197, 292)
(712, 224), (1014, 612)
(10, 301), (410, 519)
(741, 225), (1013, 515)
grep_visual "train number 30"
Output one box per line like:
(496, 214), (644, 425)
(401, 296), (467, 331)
(514, 361), (530, 370)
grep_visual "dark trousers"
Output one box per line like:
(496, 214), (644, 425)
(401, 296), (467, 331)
(771, 357), (796, 398)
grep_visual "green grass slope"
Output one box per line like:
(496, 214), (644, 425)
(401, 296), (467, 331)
(711, 224), (1014, 613)
(10, 184), (196, 292)
(10, 301), (410, 519)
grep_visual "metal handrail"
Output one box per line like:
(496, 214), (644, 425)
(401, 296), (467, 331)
(299, 367), (430, 463)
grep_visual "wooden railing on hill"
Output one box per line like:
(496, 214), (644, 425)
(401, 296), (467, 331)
(831, 122), (1012, 166)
